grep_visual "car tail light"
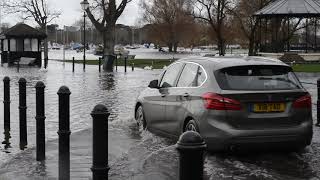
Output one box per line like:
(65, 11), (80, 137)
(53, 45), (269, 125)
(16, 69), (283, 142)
(202, 93), (242, 110)
(293, 94), (311, 109)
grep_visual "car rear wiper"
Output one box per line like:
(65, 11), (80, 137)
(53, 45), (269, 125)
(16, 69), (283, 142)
(258, 77), (301, 89)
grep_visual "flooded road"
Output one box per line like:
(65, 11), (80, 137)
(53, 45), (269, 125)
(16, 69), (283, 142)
(108, 72), (320, 180)
(0, 61), (319, 179)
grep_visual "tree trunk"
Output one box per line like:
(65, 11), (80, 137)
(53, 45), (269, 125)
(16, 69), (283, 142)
(168, 43), (173, 52)
(41, 26), (49, 68)
(44, 38), (48, 68)
(173, 43), (178, 52)
(248, 33), (256, 56)
(217, 27), (226, 56)
(217, 38), (225, 56)
(102, 27), (115, 72)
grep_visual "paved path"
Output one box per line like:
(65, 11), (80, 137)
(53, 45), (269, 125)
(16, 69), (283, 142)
(0, 129), (93, 180)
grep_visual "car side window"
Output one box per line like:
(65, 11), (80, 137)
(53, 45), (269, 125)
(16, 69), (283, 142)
(177, 63), (199, 87)
(197, 66), (206, 86)
(159, 63), (184, 88)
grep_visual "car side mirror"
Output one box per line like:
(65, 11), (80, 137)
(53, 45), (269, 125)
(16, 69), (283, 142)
(148, 80), (159, 89)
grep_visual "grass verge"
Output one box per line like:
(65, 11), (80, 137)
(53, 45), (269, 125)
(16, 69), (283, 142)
(61, 59), (175, 69)
(291, 64), (320, 73)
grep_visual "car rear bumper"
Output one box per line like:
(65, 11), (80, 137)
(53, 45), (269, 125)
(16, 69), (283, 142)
(199, 119), (313, 151)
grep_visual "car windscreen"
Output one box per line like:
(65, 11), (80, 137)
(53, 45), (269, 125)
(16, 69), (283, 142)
(215, 65), (303, 90)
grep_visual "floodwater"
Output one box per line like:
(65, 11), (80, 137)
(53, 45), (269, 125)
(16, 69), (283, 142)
(0, 60), (319, 180)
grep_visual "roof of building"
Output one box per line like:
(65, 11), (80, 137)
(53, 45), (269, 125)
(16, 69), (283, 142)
(255, 0), (320, 18)
(0, 23), (47, 39)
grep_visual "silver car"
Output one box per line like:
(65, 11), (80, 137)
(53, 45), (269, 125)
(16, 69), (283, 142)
(135, 56), (313, 151)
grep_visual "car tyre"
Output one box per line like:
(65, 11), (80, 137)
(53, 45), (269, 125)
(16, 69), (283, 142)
(135, 105), (147, 131)
(185, 120), (199, 132)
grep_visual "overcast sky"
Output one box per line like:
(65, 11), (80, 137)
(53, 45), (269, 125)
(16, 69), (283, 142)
(1, 0), (142, 28)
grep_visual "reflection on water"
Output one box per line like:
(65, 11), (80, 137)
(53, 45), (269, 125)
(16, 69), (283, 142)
(2, 129), (11, 150)
(0, 61), (161, 163)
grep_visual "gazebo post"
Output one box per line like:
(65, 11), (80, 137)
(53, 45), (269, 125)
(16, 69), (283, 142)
(315, 18), (317, 52)
(275, 18), (279, 53)
(7, 39), (11, 65)
(287, 18), (290, 52)
(306, 18), (309, 53)
(265, 18), (268, 51)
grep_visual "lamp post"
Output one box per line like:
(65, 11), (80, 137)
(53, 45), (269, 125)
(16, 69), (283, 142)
(80, 0), (89, 71)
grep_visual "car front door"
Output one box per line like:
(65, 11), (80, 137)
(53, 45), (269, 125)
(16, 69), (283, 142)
(150, 62), (184, 134)
(166, 63), (205, 135)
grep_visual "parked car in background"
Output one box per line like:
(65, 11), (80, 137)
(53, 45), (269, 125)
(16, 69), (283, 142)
(135, 56), (313, 151)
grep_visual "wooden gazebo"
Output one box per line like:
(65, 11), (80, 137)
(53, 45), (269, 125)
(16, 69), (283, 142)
(0, 23), (47, 67)
(255, 0), (320, 54)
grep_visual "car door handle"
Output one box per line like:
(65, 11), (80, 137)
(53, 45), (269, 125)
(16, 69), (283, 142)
(183, 93), (190, 97)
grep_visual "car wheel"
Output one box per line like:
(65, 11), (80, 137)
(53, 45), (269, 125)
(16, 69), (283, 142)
(185, 120), (199, 132)
(135, 105), (146, 131)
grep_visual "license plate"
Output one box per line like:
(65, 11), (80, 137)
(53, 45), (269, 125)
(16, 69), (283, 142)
(253, 103), (285, 113)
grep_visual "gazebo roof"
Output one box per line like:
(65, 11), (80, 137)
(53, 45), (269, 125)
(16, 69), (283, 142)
(0, 23), (47, 39)
(255, 0), (320, 18)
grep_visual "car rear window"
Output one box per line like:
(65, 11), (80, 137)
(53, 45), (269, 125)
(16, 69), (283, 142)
(215, 65), (303, 90)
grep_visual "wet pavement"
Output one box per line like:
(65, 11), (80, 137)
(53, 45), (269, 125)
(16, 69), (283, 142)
(0, 61), (319, 180)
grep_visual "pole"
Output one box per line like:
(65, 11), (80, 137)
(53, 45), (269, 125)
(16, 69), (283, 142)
(99, 57), (101, 72)
(19, 78), (28, 150)
(3, 77), (11, 147)
(132, 63), (134, 71)
(72, 57), (75, 72)
(83, 11), (86, 71)
(57, 86), (71, 180)
(115, 55), (118, 71)
(91, 104), (110, 179)
(125, 57), (127, 73)
(17, 60), (20, 72)
(35, 81), (46, 161)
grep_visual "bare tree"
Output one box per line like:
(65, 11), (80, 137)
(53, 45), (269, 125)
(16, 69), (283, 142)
(192, 0), (232, 56)
(142, 0), (195, 52)
(2, 0), (61, 68)
(85, 0), (131, 71)
(230, 0), (276, 55)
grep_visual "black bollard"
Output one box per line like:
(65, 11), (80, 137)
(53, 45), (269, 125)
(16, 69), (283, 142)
(17, 60), (20, 72)
(3, 77), (11, 147)
(125, 57), (127, 73)
(115, 56), (118, 71)
(57, 86), (71, 180)
(99, 57), (101, 73)
(317, 79), (320, 126)
(19, 78), (28, 150)
(132, 63), (134, 71)
(35, 81), (46, 161)
(91, 104), (110, 179)
(176, 131), (206, 180)
(83, 56), (86, 71)
(45, 57), (48, 69)
(72, 57), (75, 72)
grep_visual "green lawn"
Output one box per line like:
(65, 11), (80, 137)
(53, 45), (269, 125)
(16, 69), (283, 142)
(61, 59), (175, 69)
(291, 64), (320, 73)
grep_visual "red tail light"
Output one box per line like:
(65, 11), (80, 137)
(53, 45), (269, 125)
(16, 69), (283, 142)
(202, 93), (242, 110)
(293, 94), (312, 109)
